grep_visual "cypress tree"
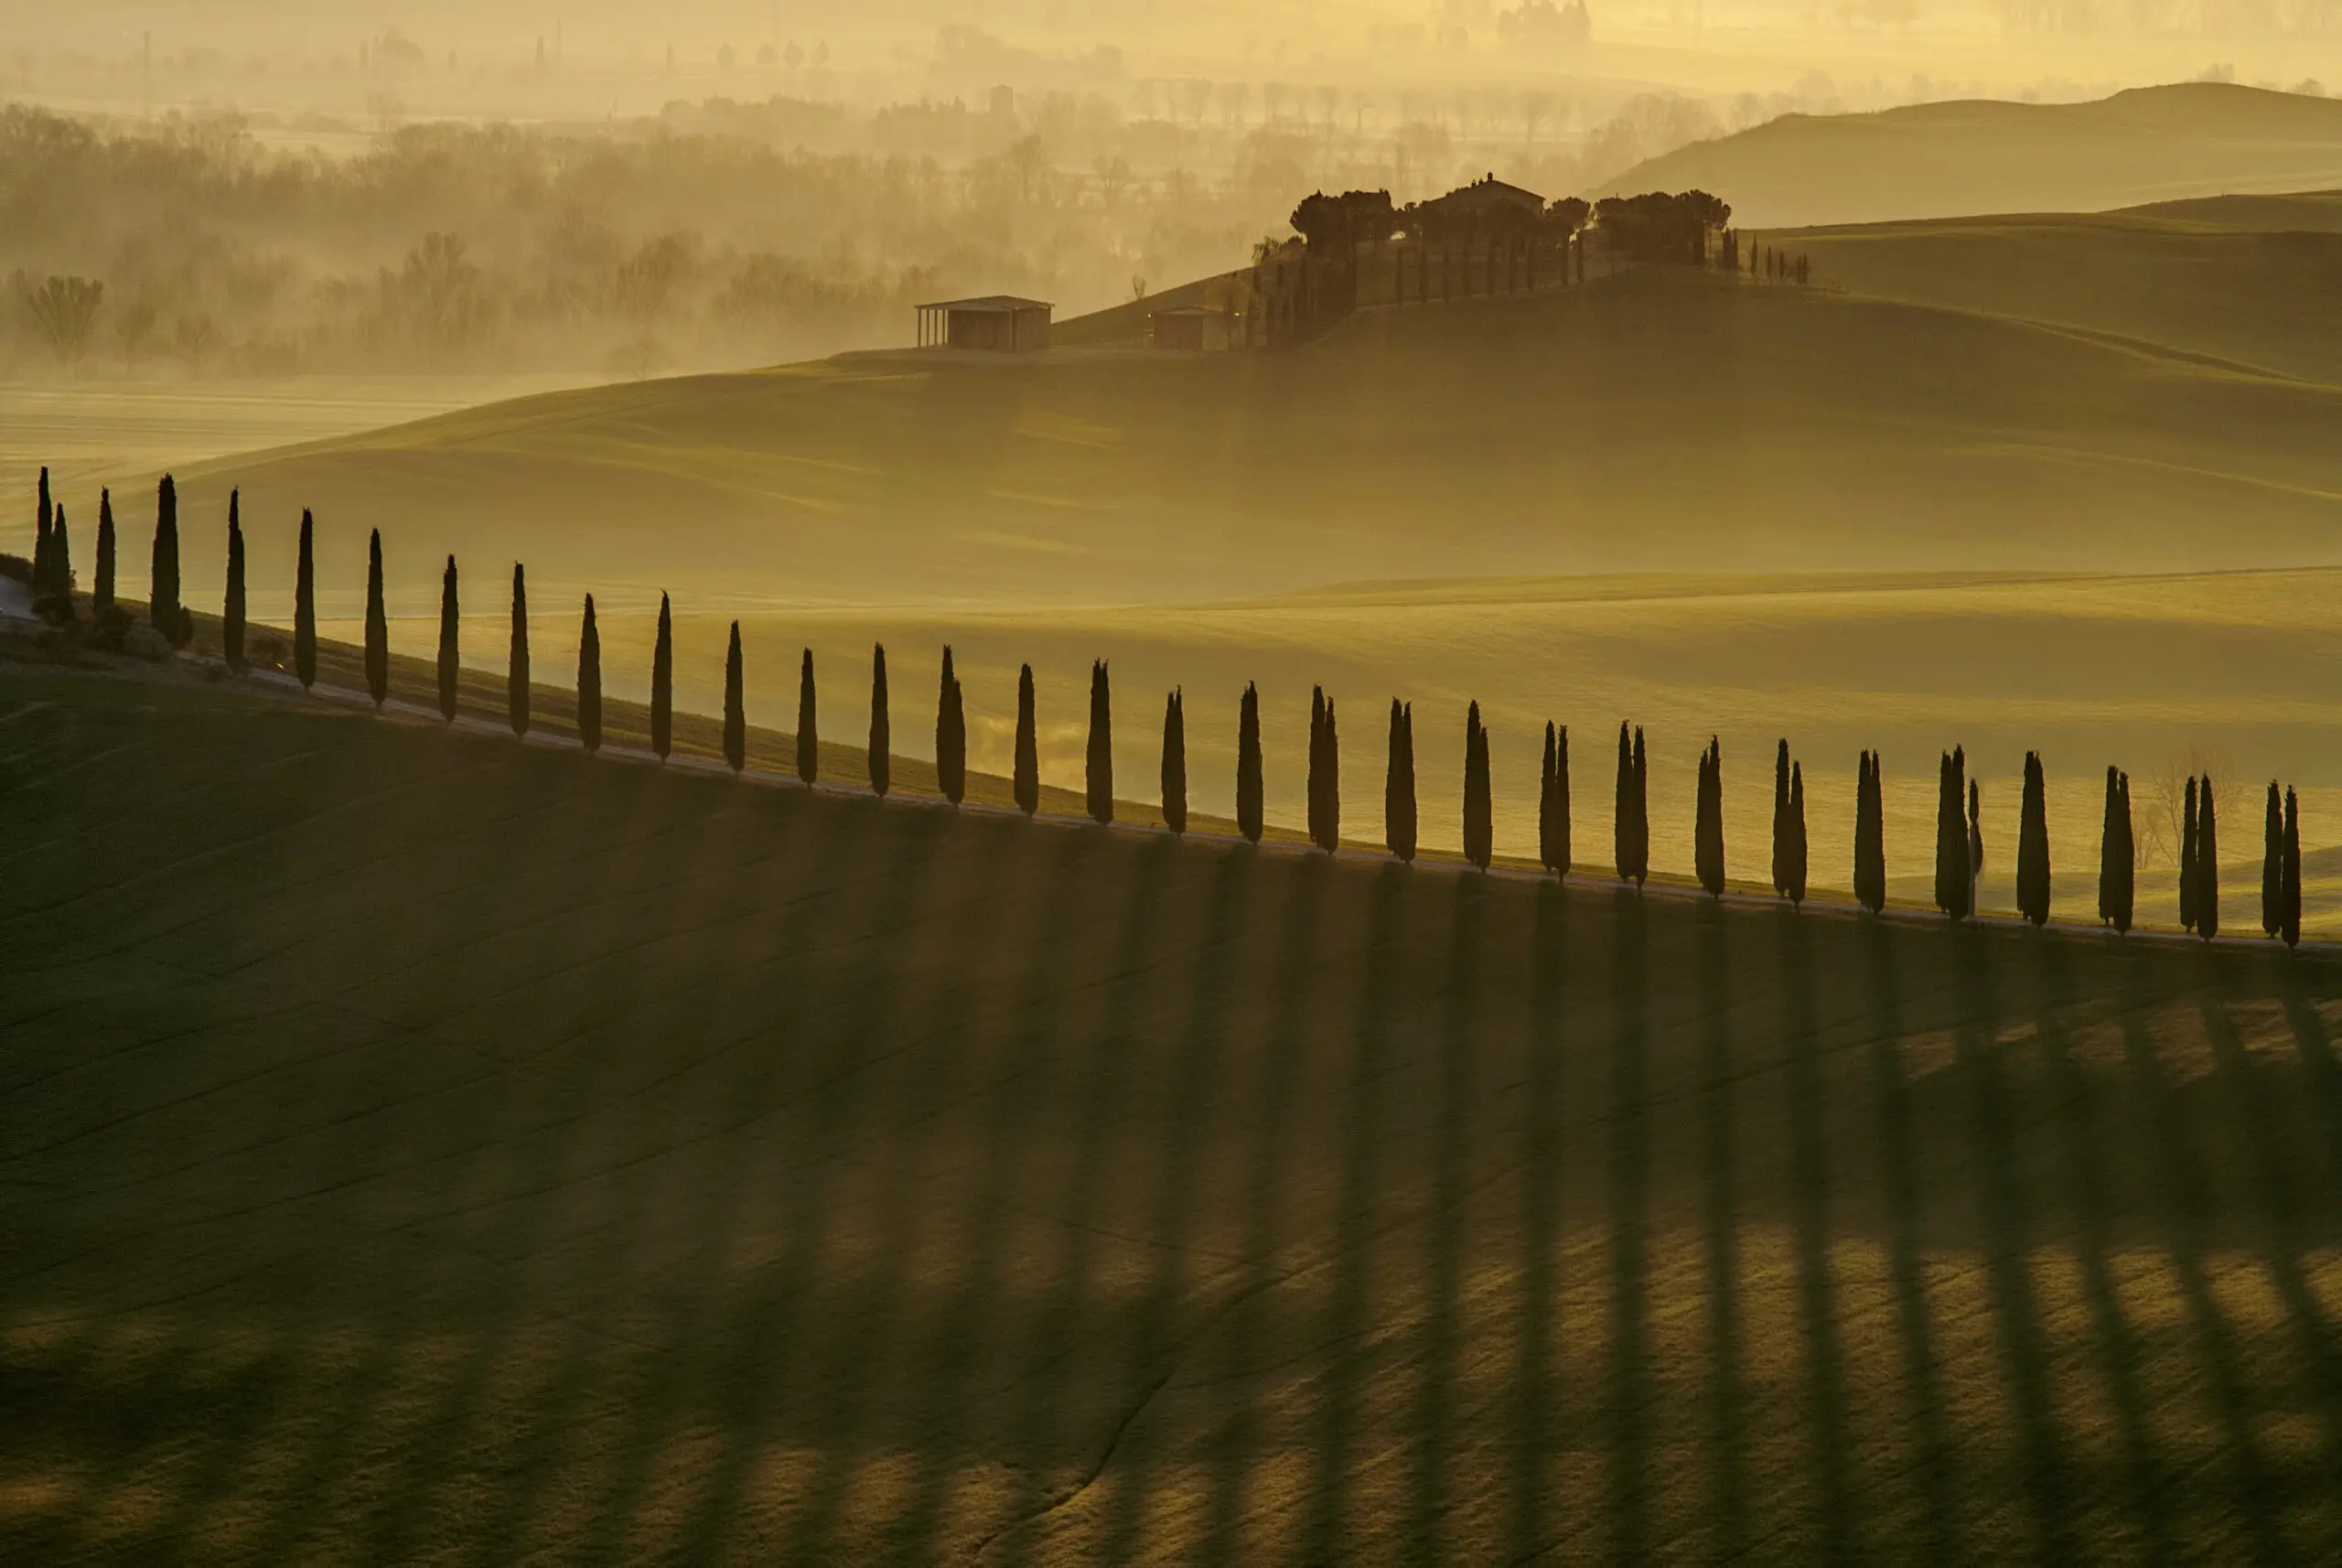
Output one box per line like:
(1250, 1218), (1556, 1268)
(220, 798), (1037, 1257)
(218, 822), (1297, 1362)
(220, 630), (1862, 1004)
(1614, 722), (1635, 881)
(1014, 663), (1039, 815)
(151, 474), (185, 643)
(1631, 725), (1649, 885)
(1771, 738), (1791, 897)
(2018, 750), (2049, 927)
(796, 649), (818, 783)
(508, 564), (531, 737)
(1463, 701), (1492, 870)
(363, 529), (388, 706)
(93, 487), (115, 616)
(33, 467), (50, 596)
(40, 506), (71, 620)
(650, 593), (673, 760)
(436, 556), (459, 721)
(936, 646), (965, 805)
(294, 509), (317, 690)
(722, 621), (745, 772)
(1553, 724), (1572, 878)
(1237, 682), (1264, 843)
(2111, 771), (2135, 934)
(577, 595), (602, 753)
(1788, 759), (1808, 905)
(2282, 786), (2302, 950)
(1696, 736), (1724, 897)
(2180, 776), (2199, 931)
(1386, 697), (1416, 863)
(2197, 777), (2219, 940)
(869, 642), (891, 797)
(1540, 722), (1558, 873)
(1935, 748), (1972, 920)
(1308, 686), (1329, 850)
(1162, 688), (1187, 833)
(1967, 773), (1982, 918)
(2262, 780), (2283, 939)
(1853, 751), (1880, 913)
(222, 492), (245, 672)
(2098, 766), (2120, 927)
(1086, 659), (1113, 825)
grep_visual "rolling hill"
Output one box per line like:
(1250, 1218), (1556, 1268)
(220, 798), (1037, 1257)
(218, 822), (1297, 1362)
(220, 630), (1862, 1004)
(1769, 191), (2342, 386)
(5, 659), (2341, 1562)
(127, 271), (2342, 626)
(1601, 82), (2342, 230)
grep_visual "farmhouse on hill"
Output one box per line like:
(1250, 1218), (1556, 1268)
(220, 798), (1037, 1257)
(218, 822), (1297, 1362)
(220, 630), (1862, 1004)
(916, 295), (1053, 350)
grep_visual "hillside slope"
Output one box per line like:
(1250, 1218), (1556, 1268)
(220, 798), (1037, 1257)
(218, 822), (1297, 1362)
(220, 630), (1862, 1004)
(1602, 82), (2342, 229)
(5, 663), (2341, 1562)
(130, 273), (2342, 623)
(1775, 193), (2342, 385)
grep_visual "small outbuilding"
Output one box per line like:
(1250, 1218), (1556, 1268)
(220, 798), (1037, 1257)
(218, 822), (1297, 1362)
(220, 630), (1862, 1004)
(916, 295), (1053, 351)
(1148, 305), (1209, 351)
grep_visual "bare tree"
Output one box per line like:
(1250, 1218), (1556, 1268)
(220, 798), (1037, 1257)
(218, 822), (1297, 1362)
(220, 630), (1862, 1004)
(23, 275), (104, 365)
(114, 298), (156, 371)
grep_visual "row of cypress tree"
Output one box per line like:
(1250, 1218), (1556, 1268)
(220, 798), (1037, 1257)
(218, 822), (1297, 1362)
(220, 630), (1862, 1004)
(36, 478), (2316, 948)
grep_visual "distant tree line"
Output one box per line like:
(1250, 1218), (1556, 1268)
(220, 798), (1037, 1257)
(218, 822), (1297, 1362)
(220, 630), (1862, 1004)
(17, 473), (2315, 950)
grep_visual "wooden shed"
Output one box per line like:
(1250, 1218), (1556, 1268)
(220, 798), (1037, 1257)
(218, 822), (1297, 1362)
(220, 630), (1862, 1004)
(916, 295), (1053, 351)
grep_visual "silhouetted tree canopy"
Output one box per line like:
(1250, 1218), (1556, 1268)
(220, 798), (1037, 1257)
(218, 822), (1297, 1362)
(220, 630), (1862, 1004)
(796, 649), (818, 784)
(869, 642), (890, 797)
(222, 494), (245, 672)
(363, 530), (388, 707)
(1161, 688), (1187, 835)
(295, 509), (317, 690)
(650, 593), (673, 760)
(508, 563), (531, 737)
(1593, 189), (1731, 264)
(1086, 660), (1113, 825)
(722, 621), (745, 772)
(1238, 682), (1264, 844)
(1014, 663), (1039, 816)
(1386, 698), (1416, 864)
(1290, 188), (1397, 250)
(577, 596), (602, 753)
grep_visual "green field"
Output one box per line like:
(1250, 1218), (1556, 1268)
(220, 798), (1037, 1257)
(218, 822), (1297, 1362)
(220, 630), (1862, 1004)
(5, 659), (2342, 1563)
(1604, 81), (2342, 229)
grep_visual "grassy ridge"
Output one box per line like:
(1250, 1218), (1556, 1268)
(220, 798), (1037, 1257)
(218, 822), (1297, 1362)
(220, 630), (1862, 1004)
(1771, 196), (2342, 386)
(5, 662), (2341, 1562)
(1603, 81), (2342, 229)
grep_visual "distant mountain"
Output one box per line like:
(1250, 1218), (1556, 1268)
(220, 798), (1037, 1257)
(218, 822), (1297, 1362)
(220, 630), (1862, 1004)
(1596, 82), (2342, 229)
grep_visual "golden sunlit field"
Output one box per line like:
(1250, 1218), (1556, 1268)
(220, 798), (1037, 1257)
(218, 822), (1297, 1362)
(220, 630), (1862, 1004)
(5, 661), (2341, 1563)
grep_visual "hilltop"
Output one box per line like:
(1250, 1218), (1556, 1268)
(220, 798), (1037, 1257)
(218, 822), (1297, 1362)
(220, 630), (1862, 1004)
(1599, 82), (2342, 229)
(5, 660), (2340, 1561)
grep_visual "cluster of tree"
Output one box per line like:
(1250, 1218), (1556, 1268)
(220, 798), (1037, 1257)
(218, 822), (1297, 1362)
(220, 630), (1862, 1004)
(1591, 190), (1731, 265)
(1747, 242), (1811, 285)
(30, 474), (2318, 950)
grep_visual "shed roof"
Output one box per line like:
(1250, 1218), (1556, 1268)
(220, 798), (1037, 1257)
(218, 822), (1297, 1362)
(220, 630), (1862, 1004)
(917, 295), (1054, 312)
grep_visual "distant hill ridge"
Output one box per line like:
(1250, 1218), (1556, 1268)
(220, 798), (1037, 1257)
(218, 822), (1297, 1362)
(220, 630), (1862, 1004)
(1600, 81), (2342, 229)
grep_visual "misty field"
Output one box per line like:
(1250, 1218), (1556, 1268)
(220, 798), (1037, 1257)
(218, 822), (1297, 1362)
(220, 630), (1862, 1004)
(5, 660), (2342, 1563)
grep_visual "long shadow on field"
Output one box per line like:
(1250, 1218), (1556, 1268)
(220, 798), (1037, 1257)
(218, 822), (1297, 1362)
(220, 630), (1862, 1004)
(1197, 852), (1327, 1568)
(1950, 929), (2074, 1565)
(2195, 967), (2342, 1522)
(1093, 842), (1262, 1567)
(2025, 940), (2173, 1563)
(1295, 860), (1414, 1567)
(1402, 870), (1486, 1562)
(878, 823), (1107, 1567)
(1603, 888), (1652, 1568)
(1781, 909), (1857, 1563)
(575, 794), (951, 1567)
(2114, 961), (2283, 1557)
(1501, 879), (1570, 1564)
(1864, 919), (1961, 1566)
(1697, 902), (1751, 1560)
(974, 828), (1187, 1563)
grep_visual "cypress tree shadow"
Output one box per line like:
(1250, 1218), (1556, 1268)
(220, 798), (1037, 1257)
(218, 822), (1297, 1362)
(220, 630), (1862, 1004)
(1502, 880), (1570, 1563)
(1296, 860), (1415, 1566)
(1195, 854), (1328, 1568)
(1781, 906), (1860, 1562)
(2113, 970), (2285, 1559)
(1863, 919), (1962, 1565)
(1696, 901), (1752, 1558)
(1094, 843), (1258, 1568)
(1603, 885), (1653, 1567)
(2024, 940), (2174, 1563)
(1950, 928), (2074, 1563)
(1400, 871), (1486, 1562)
